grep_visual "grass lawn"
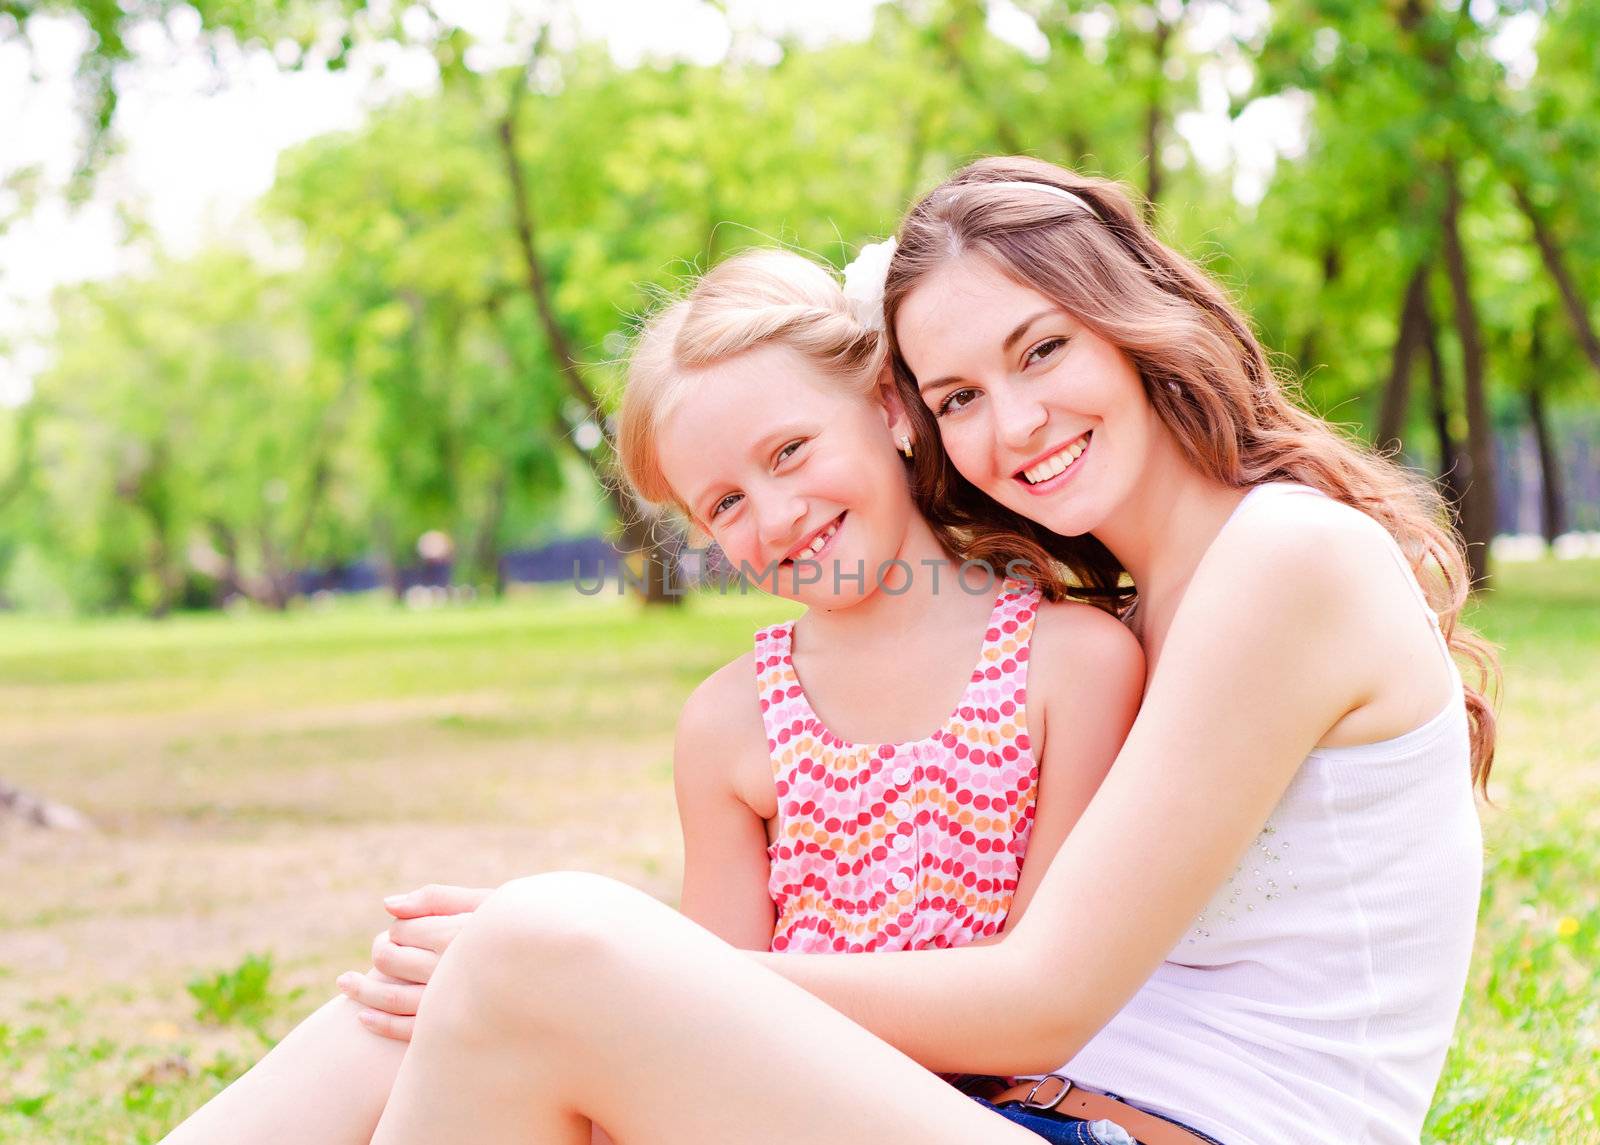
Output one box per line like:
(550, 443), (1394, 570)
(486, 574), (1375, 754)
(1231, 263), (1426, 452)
(1, 563), (1595, 1143)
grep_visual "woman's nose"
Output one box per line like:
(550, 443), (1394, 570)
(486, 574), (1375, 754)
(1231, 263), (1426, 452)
(992, 384), (1050, 453)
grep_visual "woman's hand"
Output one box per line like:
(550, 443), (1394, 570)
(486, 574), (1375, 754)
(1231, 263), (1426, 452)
(337, 883), (494, 1041)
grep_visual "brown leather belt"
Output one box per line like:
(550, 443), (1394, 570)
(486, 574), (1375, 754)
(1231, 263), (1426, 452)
(987, 1075), (1212, 1145)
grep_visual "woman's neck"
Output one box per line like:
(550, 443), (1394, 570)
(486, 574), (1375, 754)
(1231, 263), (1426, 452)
(1092, 441), (1248, 634)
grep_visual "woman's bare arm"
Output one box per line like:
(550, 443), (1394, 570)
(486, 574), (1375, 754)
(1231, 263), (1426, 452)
(756, 512), (1399, 1074)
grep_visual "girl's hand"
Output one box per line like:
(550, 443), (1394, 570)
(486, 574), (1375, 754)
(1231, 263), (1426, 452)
(337, 969), (422, 1041)
(337, 884), (494, 1041)
(382, 882), (495, 921)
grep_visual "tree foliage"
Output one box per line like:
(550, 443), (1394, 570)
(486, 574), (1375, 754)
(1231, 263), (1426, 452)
(2, 0), (1596, 612)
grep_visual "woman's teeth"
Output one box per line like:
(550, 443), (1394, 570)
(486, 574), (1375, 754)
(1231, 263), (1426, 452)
(1022, 436), (1089, 485)
(796, 521), (839, 559)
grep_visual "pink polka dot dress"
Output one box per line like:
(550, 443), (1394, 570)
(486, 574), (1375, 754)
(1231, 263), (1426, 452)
(755, 580), (1042, 954)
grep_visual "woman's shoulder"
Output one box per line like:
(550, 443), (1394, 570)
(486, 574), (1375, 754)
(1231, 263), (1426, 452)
(1214, 486), (1407, 606)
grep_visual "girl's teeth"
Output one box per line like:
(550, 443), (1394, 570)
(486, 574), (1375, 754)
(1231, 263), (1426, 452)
(801, 523), (838, 557)
(1023, 437), (1088, 485)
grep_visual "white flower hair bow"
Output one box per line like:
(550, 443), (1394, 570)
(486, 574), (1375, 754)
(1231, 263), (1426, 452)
(841, 237), (898, 333)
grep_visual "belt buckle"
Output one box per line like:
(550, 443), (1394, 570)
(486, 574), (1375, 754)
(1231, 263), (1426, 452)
(1021, 1073), (1073, 1111)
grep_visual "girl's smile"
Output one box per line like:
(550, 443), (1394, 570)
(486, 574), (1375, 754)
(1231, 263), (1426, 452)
(781, 512), (846, 566)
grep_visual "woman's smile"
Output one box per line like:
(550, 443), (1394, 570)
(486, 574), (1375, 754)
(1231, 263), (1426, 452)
(1015, 430), (1091, 495)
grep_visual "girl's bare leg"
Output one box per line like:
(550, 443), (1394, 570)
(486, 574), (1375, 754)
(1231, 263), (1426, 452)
(371, 872), (1041, 1145)
(161, 994), (405, 1144)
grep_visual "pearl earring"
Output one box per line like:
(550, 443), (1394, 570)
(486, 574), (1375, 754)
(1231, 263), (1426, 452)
(898, 434), (914, 459)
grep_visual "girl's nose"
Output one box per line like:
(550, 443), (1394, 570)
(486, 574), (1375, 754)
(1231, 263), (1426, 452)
(755, 492), (808, 552)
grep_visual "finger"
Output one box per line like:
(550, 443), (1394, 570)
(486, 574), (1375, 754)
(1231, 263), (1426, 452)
(337, 970), (423, 1017)
(354, 1007), (415, 1042)
(384, 883), (494, 919)
(388, 913), (468, 952)
(371, 936), (440, 985)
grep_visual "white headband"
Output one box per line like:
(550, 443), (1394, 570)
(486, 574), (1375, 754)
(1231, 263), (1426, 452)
(968, 179), (1097, 216)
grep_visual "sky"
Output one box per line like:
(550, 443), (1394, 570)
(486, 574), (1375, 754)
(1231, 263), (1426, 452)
(0, 0), (1537, 409)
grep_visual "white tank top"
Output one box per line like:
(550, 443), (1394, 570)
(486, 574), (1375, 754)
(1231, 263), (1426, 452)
(1059, 483), (1482, 1145)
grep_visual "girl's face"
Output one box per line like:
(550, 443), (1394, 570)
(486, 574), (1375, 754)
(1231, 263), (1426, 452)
(656, 343), (916, 607)
(895, 255), (1161, 539)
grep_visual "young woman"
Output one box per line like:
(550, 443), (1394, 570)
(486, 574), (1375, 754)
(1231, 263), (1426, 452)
(166, 157), (1494, 1145)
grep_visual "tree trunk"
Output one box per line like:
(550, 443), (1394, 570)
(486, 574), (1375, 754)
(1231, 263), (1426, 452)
(145, 526), (178, 619)
(1421, 297), (1465, 515)
(498, 59), (681, 606)
(206, 519), (244, 606)
(284, 368), (361, 577)
(1298, 246), (1343, 378)
(1511, 181), (1600, 379)
(1525, 320), (1566, 547)
(257, 522), (292, 611)
(468, 472), (509, 597)
(1377, 261), (1431, 450)
(1439, 167), (1495, 589)
(372, 515), (405, 604)
(1143, 15), (1173, 222)
(937, 2), (1025, 156)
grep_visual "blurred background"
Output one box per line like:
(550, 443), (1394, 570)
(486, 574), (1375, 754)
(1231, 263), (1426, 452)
(0, 2), (1596, 1142)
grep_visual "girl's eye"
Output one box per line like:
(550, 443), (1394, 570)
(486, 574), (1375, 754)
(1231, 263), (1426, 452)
(937, 388), (980, 417)
(709, 492), (742, 520)
(775, 439), (805, 465)
(1024, 336), (1067, 368)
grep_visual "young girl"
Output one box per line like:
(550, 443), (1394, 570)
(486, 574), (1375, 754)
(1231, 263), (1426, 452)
(320, 159), (1493, 1145)
(160, 248), (1144, 1142)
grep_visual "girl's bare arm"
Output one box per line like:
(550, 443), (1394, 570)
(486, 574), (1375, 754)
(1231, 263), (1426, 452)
(1001, 603), (1143, 933)
(673, 656), (778, 950)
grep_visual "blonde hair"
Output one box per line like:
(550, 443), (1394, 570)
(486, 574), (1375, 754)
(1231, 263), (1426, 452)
(882, 156), (1499, 793)
(618, 249), (884, 516)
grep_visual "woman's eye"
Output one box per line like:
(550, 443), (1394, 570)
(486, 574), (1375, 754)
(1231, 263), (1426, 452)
(710, 493), (742, 519)
(1024, 337), (1067, 368)
(937, 388), (980, 417)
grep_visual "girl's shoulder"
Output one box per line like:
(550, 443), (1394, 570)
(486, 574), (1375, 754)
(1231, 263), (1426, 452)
(675, 651), (770, 778)
(1030, 595), (1144, 665)
(1027, 596), (1145, 707)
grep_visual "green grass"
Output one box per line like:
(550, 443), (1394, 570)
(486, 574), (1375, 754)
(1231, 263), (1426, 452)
(0, 564), (1595, 1143)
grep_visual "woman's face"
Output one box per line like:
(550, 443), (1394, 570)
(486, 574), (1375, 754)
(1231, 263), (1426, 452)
(655, 342), (916, 607)
(895, 255), (1160, 539)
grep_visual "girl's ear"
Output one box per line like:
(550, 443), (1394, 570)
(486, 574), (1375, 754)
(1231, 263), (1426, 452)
(878, 369), (913, 443)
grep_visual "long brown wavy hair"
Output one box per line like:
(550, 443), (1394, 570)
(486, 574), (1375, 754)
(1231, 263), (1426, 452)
(881, 156), (1498, 794)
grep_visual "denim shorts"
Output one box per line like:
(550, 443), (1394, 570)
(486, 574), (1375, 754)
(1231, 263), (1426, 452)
(971, 1096), (1228, 1145)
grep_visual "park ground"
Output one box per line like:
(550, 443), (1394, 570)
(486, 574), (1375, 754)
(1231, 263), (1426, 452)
(1, 560), (1596, 1143)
